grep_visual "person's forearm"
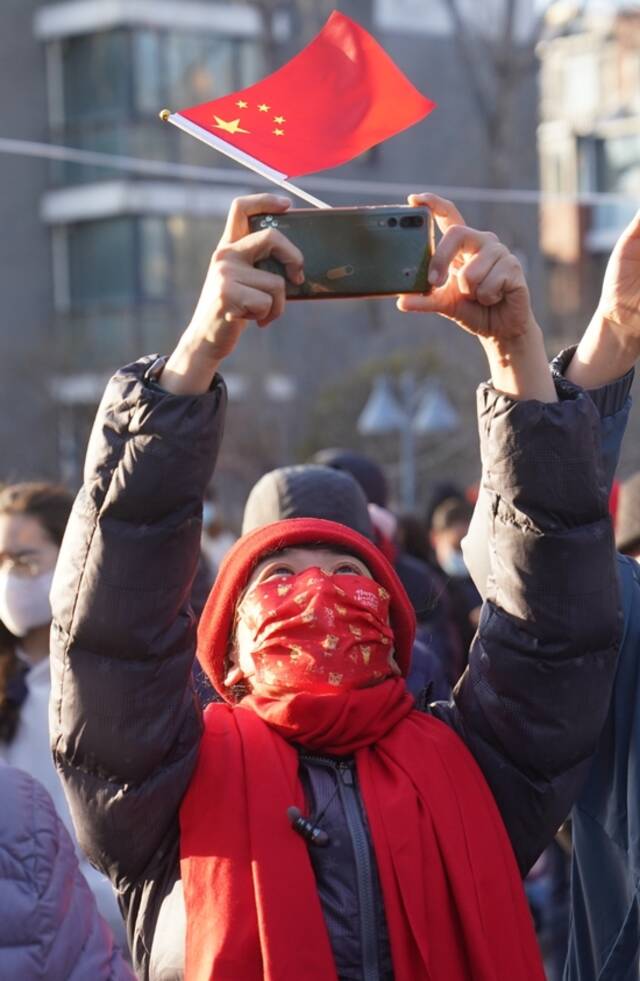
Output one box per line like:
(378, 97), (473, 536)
(479, 318), (557, 403)
(565, 311), (640, 390)
(159, 323), (223, 395)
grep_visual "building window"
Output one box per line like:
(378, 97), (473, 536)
(51, 27), (263, 183)
(601, 133), (640, 196)
(133, 30), (164, 115)
(576, 133), (640, 245)
(60, 28), (262, 126)
(62, 30), (131, 123)
(563, 51), (599, 120)
(68, 217), (136, 307)
(165, 34), (235, 107)
(168, 215), (223, 299)
(140, 217), (170, 301)
(64, 215), (224, 311)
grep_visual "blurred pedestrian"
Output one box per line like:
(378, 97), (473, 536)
(423, 480), (466, 553)
(395, 511), (431, 565)
(0, 482), (126, 949)
(430, 496), (481, 654)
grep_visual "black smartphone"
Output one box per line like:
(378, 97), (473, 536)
(248, 204), (434, 299)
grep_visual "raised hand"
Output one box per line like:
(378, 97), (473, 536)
(398, 193), (555, 403)
(397, 193), (535, 342)
(159, 193), (304, 394)
(596, 210), (640, 337)
(566, 209), (640, 390)
(189, 193), (304, 358)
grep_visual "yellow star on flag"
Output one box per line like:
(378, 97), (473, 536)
(258, 103), (270, 112)
(274, 115), (286, 124)
(273, 128), (285, 137)
(213, 116), (250, 135)
(236, 100), (248, 109)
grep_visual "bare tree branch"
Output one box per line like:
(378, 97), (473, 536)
(437, 0), (544, 190)
(438, 0), (495, 126)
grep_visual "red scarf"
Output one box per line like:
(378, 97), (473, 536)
(180, 677), (544, 980)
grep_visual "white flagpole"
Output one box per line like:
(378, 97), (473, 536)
(160, 111), (330, 209)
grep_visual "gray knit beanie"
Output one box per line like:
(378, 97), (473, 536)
(242, 464), (374, 540)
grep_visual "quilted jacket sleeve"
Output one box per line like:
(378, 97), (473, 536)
(0, 764), (134, 981)
(463, 352), (633, 601)
(432, 378), (621, 875)
(49, 357), (226, 891)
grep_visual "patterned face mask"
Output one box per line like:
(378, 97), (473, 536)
(236, 567), (399, 695)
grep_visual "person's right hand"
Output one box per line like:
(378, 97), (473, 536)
(159, 194), (304, 394)
(187, 193), (305, 364)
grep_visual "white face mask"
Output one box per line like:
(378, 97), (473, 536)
(441, 549), (469, 579)
(202, 502), (218, 527)
(0, 568), (54, 637)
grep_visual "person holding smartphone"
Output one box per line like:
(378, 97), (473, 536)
(49, 193), (619, 980)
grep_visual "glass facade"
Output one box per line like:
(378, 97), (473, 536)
(43, 15), (264, 480)
(49, 20), (258, 379)
(53, 27), (262, 183)
(64, 214), (224, 311)
(63, 30), (131, 124)
(588, 134), (640, 236)
(600, 133), (640, 196)
(67, 217), (137, 307)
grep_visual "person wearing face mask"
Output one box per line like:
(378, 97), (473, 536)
(49, 192), (620, 980)
(0, 482), (126, 953)
(429, 497), (481, 656)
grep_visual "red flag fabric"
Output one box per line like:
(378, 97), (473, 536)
(172, 10), (435, 179)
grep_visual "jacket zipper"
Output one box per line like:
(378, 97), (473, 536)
(300, 754), (380, 981)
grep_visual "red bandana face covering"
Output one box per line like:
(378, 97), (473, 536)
(236, 568), (399, 695)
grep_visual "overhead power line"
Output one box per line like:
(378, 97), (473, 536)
(0, 135), (639, 208)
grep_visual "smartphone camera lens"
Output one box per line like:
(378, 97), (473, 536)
(387, 217), (398, 227)
(400, 215), (424, 228)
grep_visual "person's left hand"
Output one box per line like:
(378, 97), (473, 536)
(596, 209), (640, 338)
(397, 193), (534, 343)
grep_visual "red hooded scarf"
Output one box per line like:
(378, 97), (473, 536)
(180, 518), (543, 980)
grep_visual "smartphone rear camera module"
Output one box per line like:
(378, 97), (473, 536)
(387, 217), (398, 227)
(400, 215), (424, 228)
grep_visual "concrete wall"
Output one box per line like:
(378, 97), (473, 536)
(0, 0), (57, 482)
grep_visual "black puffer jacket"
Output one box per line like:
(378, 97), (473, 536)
(50, 357), (620, 981)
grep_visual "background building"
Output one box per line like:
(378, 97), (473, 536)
(538, 0), (640, 476)
(1, 0), (548, 518)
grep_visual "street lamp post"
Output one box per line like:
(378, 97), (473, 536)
(357, 371), (459, 510)
(399, 372), (417, 512)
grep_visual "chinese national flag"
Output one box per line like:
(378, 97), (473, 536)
(167, 10), (435, 180)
